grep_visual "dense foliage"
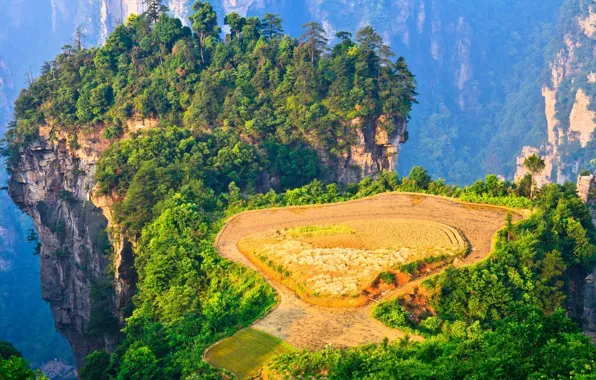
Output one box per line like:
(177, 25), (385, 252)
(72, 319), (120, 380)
(373, 183), (596, 335)
(2, 2), (416, 186)
(87, 128), (538, 378)
(0, 339), (46, 379)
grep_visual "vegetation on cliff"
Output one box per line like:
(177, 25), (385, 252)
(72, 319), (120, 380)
(268, 307), (596, 378)
(89, 130), (595, 378)
(2, 1), (416, 184)
(3, 1), (596, 378)
(0, 340), (47, 379)
(373, 182), (596, 331)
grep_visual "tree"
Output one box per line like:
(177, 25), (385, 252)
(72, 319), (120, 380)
(524, 153), (546, 199)
(72, 26), (85, 51)
(117, 346), (160, 380)
(336, 31), (352, 42)
(300, 22), (329, 64)
(189, 1), (220, 65)
(332, 31), (355, 57)
(0, 341), (39, 379)
(378, 44), (395, 69)
(261, 13), (283, 40)
(356, 26), (383, 52)
(224, 12), (245, 40)
(80, 351), (111, 380)
(240, 16), (260, 41)
(143, 0), (164, 24)
(408, 166), (431, 189)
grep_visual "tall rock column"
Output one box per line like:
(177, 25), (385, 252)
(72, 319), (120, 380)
(7, 125), (140, 367)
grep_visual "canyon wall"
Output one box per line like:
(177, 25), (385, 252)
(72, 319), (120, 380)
(515, 1), (596, 186)
(6, 124), (147, 366)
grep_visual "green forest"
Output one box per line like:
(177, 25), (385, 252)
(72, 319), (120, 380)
(0, 340), (46, 379)
(3, 1), (416, 187)
(3, 1), (596, 379)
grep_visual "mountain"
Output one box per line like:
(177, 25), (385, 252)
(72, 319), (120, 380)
(515, 0), (596, 185)
(3, 0), (594, 183)
(0, 0), (595, 375)
(0, 0), (75, 371)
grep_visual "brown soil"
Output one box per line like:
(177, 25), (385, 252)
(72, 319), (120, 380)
(215, 192), (524, 350)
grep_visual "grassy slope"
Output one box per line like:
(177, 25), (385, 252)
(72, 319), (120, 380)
(204, 328), (296, 379)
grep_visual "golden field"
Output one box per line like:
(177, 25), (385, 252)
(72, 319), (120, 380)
(238, 219), (467, 303)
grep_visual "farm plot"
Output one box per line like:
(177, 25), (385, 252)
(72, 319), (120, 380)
(238, 219), (467, 305)
(204, 328), (296, 379)
(214, 192), (525, 355)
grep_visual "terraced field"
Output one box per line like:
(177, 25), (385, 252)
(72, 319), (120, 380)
(238, 219), (468, 305)
(207, 192), (525, 377)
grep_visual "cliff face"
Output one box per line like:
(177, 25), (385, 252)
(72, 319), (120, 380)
(7, 124), (142, 366)
(515, 1), (596, 185)
(333, 116), (407, 184)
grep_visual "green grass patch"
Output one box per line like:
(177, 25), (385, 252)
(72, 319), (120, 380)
(205, 328), (297, 379)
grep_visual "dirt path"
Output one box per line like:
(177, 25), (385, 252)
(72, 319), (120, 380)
(215, 192), (525, 350)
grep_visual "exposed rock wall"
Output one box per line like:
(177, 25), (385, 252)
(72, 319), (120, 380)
(6, 123), (151, 366)
(334, 117), (408, 184)
(515, 1), (596, 186)
(569, 89), (596, 148)
(577, 173), (596, 223)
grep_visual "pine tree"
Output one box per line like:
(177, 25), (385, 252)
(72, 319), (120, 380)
(72, 26), (85, 51)
(261, 13), (283, 40)
(356, 26), (383, 52)
(144, 0), (164, 24)
(300, 22), (329, 64)
(524, 153), (546, 199)
(224, 12), (246, 40)
(190, 1), (220, 65)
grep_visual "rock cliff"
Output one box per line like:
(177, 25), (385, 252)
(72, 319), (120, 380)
(6, 123), (148, 366)
(515, 1), (596, 186)
(337, 117), (407, 184)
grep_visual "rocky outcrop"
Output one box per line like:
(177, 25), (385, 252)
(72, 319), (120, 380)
(515, 1), (596, 186)
(569, 89), (596, 148)
(334, 116), (408, 184)
(514, 146), (554, 187)
(6, 122), (154, 367)
(577, 173), (596, 223)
